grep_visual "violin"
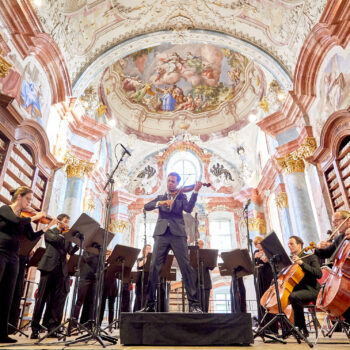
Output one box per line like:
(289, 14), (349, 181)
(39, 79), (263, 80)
(170, 183), (211, 197)
(20, 209), (69, 231)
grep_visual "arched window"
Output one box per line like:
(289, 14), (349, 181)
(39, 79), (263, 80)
(166, 151), (202, 186)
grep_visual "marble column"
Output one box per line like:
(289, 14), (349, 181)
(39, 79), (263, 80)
(62, 153), (93, 223)
(278, 156), (319, 244)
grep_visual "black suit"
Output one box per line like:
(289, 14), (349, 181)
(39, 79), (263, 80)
(0, 205), (43, 339)
(31, 228), (78, 333)
(289, 254), (322, 331)
(73, 251), (99, 322)
(144, 192), (199, 309)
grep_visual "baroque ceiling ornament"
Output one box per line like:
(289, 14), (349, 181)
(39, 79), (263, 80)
(31, 0), (327, 86)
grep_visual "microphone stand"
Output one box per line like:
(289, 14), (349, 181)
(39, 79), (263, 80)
(242, 201), (265, 327)
(194, 213), (203, 310)
(140, 210), (147, 309)
(66, 148), (128, 347)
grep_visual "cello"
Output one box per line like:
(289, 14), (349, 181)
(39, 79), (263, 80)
(260, 242), (316, 315)
(316, 232), (350, 316)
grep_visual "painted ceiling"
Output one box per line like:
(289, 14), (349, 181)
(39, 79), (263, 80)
(28, 0), (328, 190)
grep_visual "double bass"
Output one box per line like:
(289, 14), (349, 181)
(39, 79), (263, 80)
(316, 235), (350, 316)
(260, 242), (316, 315)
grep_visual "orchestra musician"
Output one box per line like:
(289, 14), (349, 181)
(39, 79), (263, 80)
(288, 235), (322, 338)
(133, 244), (152, 312)
(72, 249), (100, 325)
(0, 186), (55, 343)
(31, 213), (78, 339)
(140, 172), (203, 313)
(314, 210), (350, 323)
(254, 236), (277, 333)
(99, 250), (117, 327)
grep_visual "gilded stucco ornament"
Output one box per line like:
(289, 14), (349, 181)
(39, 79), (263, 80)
(109, 219), (129, 233)
(0, 51), (12, 78)
(275, 192), (288, 209)
(83, 195), (96, 214)
(64, 152), (94, 178)
(277, 137), (317, 174)
(248, 217), (266, 234)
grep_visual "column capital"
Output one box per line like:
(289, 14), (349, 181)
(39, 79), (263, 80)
(275, 191), (289, 209)
(64, 152), (94, 178)
(248, 217), (266, 235)
(109, 219), (129, 233)
(277, 136), (317, 174)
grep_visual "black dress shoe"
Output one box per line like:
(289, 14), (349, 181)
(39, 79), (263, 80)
(30, 332), (39, 340)
(189, 305), (203, 313)
(137, 305), (156, 312)
(0, 336), (17, 343)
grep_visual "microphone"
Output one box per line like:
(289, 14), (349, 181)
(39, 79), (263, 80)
(244, 199), (251, 209)
(119, 143), (131, 157)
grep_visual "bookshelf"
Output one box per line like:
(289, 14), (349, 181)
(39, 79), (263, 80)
(324, 135), (350, 212)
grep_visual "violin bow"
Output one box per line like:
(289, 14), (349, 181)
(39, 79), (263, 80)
(169, 175), (191, 210)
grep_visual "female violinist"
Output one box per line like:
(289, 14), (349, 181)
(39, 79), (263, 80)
(0, 186), (56, 343)
(288, 236), (322, 338)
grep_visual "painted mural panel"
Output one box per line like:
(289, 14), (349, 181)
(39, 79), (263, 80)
(20, 61), (52, 127)
(108, 44), (251, 115)
(311, 50), (350, 138)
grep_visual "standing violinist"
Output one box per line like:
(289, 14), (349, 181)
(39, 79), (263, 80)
(31, 213), (78, 339)
(0, 186), (55, 343)
(140, 172), (202, 313)
(288, 235), (322, 338)
(314, 210), (350, 324)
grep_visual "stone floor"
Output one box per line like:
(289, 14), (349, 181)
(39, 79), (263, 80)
(0, 330), (348, 349)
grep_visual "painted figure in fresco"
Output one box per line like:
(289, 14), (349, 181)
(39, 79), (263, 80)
(21, 79), (42, 118)
(131, 83), (155, 103)
(161, 86), (176, 111)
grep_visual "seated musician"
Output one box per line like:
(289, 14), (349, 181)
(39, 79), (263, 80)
(288, 236), (322, 338)
(314, 210), (350, 324)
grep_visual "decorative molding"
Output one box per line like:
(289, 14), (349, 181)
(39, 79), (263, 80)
(64, 152), (94, 179)
(275, 191), (288, 209)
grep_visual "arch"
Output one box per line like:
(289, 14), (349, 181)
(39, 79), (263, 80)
(311, 108), (350, 164)
(15, 119), (62, 175)
(293, 0), (350, 110)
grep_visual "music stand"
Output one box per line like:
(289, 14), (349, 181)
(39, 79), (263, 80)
(256, 232), (313, 348)
(221, 249), (253, 313)
(108, 245), (140, 327)
(157, 254), (174, 312)
(189, 247), (218, 311)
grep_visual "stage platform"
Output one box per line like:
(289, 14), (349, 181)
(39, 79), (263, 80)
(0, 331), (349, 348)
(120, 312), (254, 346)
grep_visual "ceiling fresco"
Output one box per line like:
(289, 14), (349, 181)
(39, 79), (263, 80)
(101, 43), (266, 140)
